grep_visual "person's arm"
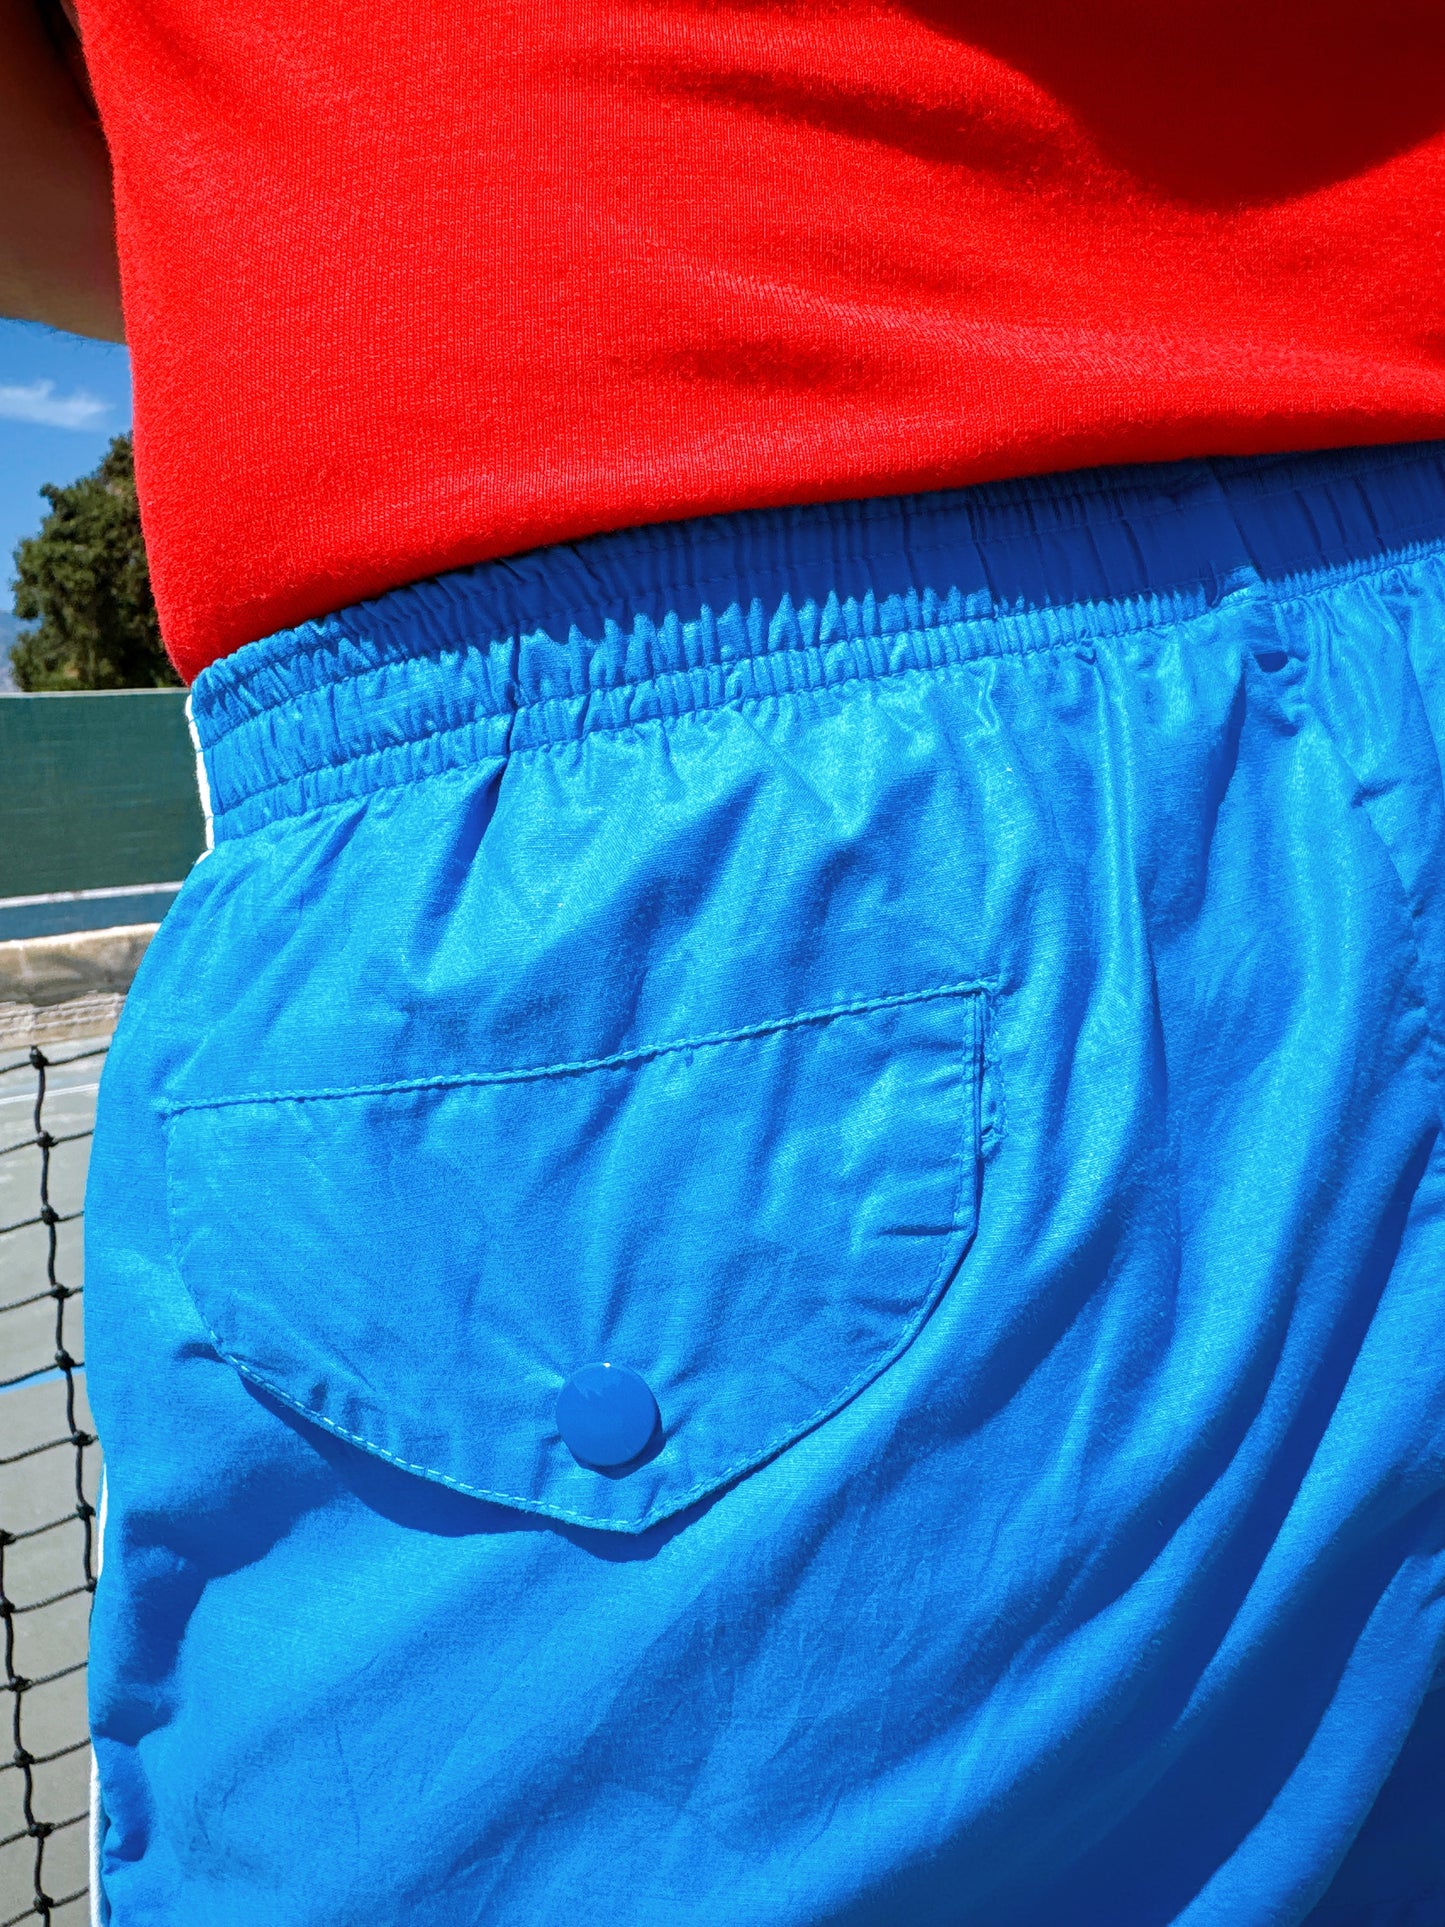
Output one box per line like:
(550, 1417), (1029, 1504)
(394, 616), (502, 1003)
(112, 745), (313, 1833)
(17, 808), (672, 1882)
(0, 0), (122, 340)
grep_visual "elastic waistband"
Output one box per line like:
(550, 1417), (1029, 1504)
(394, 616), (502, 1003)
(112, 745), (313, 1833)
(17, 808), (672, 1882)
(191, 443), (1445, 840)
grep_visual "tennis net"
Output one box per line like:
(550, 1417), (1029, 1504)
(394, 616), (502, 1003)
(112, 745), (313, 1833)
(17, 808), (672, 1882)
(0, 1039), (107, 1927)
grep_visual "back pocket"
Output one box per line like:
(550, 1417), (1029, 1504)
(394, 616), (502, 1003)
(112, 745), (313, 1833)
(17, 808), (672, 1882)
(163, 983), (986, 1532)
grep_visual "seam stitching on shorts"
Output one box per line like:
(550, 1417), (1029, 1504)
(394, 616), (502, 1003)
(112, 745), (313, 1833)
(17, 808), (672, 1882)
(203, 616), (1097, 825)
(205, 616), (1122, 834)
(160, 979), (988, 1114)
(203, 537), (1445, 838)
(979, 986), (1005, 1152)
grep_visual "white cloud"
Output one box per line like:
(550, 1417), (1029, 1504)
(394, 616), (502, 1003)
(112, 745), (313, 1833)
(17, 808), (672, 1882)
(0, 378), (111, 431)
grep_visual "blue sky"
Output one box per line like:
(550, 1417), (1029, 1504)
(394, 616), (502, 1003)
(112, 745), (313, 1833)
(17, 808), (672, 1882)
(0, 318), (132, 613)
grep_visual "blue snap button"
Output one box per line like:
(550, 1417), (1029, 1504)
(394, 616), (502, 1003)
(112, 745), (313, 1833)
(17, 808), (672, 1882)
(555, 1363), (659, 1469)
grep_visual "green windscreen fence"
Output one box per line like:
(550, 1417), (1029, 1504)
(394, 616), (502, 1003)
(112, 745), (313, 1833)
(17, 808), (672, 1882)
(0, 692), (206, 898)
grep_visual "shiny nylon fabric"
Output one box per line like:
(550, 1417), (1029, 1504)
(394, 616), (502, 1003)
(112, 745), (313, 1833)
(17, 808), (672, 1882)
(87, 446), (1445, 1924)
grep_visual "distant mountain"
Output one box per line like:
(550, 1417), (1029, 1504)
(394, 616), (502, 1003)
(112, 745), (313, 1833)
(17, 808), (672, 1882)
(0, 611), (26, 693)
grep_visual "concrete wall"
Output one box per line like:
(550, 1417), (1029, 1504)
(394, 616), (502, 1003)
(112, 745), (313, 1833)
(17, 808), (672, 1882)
(0, 923), (156, 1050)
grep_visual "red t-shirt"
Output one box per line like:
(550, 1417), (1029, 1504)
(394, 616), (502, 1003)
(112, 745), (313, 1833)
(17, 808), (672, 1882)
(76, 0), (1445, 681)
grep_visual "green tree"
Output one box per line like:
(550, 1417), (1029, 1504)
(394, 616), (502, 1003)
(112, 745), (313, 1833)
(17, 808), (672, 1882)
(9, 433), (178, 690)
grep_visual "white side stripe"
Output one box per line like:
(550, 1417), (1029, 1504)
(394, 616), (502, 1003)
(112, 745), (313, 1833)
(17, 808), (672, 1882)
(184, 692), (215, 858)
(88, 1473), (107, 1927)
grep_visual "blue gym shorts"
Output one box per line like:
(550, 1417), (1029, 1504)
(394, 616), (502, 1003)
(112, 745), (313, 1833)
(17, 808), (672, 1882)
(86, 445), (1445, 1925)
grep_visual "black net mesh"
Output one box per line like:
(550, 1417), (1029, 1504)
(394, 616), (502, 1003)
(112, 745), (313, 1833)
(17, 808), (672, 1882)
(0, 1042), (107, 1927)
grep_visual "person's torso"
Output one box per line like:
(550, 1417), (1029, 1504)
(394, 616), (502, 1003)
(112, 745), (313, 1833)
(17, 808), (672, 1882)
(75, 0), (1445, 679)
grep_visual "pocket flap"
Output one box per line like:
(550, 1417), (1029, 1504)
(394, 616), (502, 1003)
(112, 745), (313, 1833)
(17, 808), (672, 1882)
(164, 985), (984, 1532)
